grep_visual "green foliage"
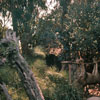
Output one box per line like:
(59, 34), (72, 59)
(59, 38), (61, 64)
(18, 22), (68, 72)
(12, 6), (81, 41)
(47, 75), (82, 100)
(34, 65), (83, 100)
(66, 0), (100, 51)
(35, 0), (100, 60)
(0, 0), (47, 56)
(29, 47), (83, 100)
(55, 0), (100, 61)
(0, 64), (29, 100)
(1, 0), (99, 99)
(0, 43), (83, 100)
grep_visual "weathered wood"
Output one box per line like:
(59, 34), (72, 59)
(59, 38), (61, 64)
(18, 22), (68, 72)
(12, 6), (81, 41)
(0, 83), (12, 100)
(0, 29), (45, 100)
(61, 61), (96, 64)
(61, 59), (83, 83)
(68, 64), (72, 83)
(14, 53), (45, 100)
(62, 59), (100, 87)
(76, 58), (100, 87)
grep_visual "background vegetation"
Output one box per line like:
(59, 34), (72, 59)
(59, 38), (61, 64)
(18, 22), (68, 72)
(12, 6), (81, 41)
(0, 0), (100, 100)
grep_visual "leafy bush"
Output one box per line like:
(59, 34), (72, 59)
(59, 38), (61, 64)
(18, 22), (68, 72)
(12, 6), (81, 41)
(44, 73), (83, 100)
(30, 47), (83, 100)
(0, 64), (29, 100)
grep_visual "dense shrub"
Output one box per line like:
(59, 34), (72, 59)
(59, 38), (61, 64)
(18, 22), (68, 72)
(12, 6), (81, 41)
(43, 73), (83, 100)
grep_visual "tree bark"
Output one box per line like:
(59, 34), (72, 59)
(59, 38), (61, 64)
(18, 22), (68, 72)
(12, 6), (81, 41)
(0, 83), (12, 100)
(14, 53), (45, 100)
(0, 29), (45, 100)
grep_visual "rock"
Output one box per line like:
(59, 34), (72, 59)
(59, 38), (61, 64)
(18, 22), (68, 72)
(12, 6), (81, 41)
(87, 97), (100, 100)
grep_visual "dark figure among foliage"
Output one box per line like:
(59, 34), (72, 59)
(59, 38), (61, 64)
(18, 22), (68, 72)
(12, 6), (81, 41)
(45, 54), (61, 71)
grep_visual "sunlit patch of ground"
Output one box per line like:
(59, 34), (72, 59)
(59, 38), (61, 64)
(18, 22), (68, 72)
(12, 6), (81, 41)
(46, 70), (63, 77)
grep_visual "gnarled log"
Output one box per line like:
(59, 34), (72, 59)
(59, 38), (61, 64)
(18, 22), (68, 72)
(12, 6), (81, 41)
(0, 29), (45, 100)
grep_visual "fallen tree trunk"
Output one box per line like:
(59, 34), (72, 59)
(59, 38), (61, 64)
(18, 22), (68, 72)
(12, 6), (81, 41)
(0, 29), (45, 100)
(0, 82), (12, 100)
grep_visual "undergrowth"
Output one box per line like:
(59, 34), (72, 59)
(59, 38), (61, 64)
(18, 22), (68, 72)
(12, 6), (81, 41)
(0, 46), (83, 100)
